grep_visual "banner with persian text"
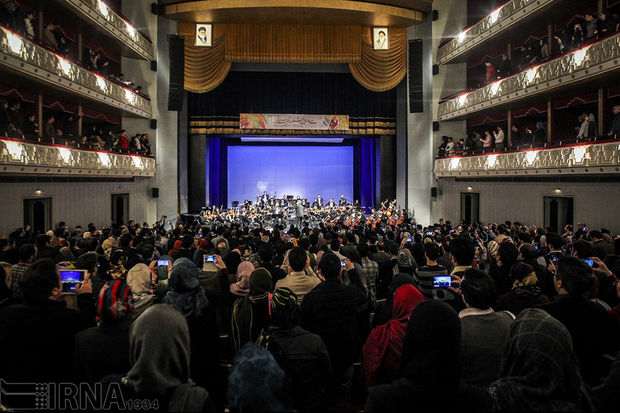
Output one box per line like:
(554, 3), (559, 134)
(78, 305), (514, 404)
(239, 113), (349, 130)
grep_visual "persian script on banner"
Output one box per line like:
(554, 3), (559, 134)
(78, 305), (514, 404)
(240, 114), (349, 131)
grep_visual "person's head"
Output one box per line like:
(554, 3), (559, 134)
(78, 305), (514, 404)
(18, 243), (35, 263)
(35, 234), (50, 249)
(461, 268), (496, 309)
(589, 230), (603, 242)
(288, 247), (307, 272)
(378, 30), (386, 39)
(21, 259), (60, 304)
(47, 116), (54, 124)
(450, 237), (475, 266)
(257, 243), (274, 263)
(96, 280), (133, 326)
(318, 253), (342, 280)
(613, 105), (620, 115)
(512, 125), (518, 132)
(599, 11), (606, 20)
(75, 251), (99, 276)
(497, 241), (518, 267)
(228, 343), (287, 412)
(268, 287), (299, 328)
(554, 256), (593, 296)
(198, 26), (206, 36)
(330, 238), (340, 252)
(168, 257), (199, 292)
(571, 239), (596, 259)
(126, 263), (154, 295)
(423, 242), (442, 262)
(545, 233), (564, 251)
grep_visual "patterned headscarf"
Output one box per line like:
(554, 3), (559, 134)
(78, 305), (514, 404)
(96, 280), (133, 327)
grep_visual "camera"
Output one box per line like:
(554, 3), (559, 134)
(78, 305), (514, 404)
(60, 269), (87, 293)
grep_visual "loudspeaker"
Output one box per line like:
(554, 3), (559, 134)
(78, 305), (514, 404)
(168, 35), (185, 111)
(152, 187), (159, 198)
(151, 60), (157, 71)
(432, 64), (439, 75)
(150, 119), (157, 129)
(151, 3), (158, 15)
(408, 40), (423, 113)
(431, 187), (438, 197)
(433, 121), (439, 131)
(432, 10), (439, 21)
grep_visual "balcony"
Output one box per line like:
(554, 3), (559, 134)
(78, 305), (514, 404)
(0, 27), (152, 118)
(434, 141), (620, 178)
(0, 137), (155, 178)
(50, 0), (154, 61)
(437, 33), (620, 121)
(436, 0), (579, 65)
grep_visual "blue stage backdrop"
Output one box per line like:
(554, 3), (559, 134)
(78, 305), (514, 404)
(227, 146), (354, 206)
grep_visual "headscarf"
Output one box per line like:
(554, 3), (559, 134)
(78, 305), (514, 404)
(487, 308), (591, 412)
(510, 262), (538, 288)
(228, 343), (287, 412)
(96, 279), (133, 327)
(401, 301), (461, 388)
(126, 263), (156, 319)
(363, 284), (425, 387)
(164, 258), (208, 320)
(168, 240), (183, 256)
(224, 251), (242, 275)
(125, 304), (209, 412)
(230, 261), (254, 296)
(231, 268), (273, 351)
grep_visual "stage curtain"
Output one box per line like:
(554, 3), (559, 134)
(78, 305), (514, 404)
(180, 23), (231, 93)
(223, 24), (361, 63)
(349, 27), (407, 92)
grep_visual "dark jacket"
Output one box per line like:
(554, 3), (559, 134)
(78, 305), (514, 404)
(593, 240), (612, 261)
(259, 261), (286, 285)
(488, 264), (513, 297)
(73, 318), (132, 383)
(266, 325), (332, 412)
(301, 278), (361, 370)
(0, 298), (94, 382)
(541, 295), (620, 385)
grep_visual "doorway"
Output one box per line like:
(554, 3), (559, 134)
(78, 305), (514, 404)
(544, 196), (573, 233)
(460, 192), (480, 224)
(23, 198), (52, 233)
(111, 193), (129, 225)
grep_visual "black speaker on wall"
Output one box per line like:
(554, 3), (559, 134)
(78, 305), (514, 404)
(433, 121), (439, 131)
(150, 119), (157, 130)
(168, 34), (185, 111)
(432, 64), (439, 75)
(431, 187), (438, 197)
(408, 39), (423, 113)
(432, 10), (439, 21)
(152, 188), (159, 198)
(151, 60), (157, 72)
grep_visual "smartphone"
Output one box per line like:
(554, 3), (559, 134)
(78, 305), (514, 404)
(434, 229), (439, 233)
(551, 256), (558, 262)
(157, 259), (169, 267)
(433, 276), (452, 288)
(340, 261), (346, 267)
(535, 245), (539, 250)
(199, 234), (203, 238)
(406, 237), (412, 242)
(204, 255), (216, 263)
(583, 259), (594, 268)
(60, 269), (87, 292)
(449, 229), (455, 233)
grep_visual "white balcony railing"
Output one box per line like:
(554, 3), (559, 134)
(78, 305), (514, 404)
(0, 138), (155, 177)
(438, 33), (620, 121)
(437, 0), (556, 65)
(57, 0), (154, 60)
(434, 141), (620, 178)
(0, 27), (152, 118)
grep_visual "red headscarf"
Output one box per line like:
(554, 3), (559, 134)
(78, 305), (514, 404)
(168, 240), (183, 256)
(362, 284), (425, 387)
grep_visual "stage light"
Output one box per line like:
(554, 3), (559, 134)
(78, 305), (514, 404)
(573, 46), (590, 66)
(34, 189), (43, 196)
(466, 186), (473, 192)
(57, 147), (72, 163)
(98, 152), (110, 167)
(5, 141), (23, 159)
(487, 154), (497, 168)
(5, 30), (23, 54)
(573, 146), (586, 163)
(553, 188), (562, 195)
(525, 150), (538, 165)
(240, 137), (344, 143)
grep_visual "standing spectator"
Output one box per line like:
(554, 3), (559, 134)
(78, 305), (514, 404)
(118, 129), (129, 152)
(22, 114), (38, 139)
(496, 54), (511, 78)
(577, 113), (590, 140)
(10, 243), (34, 296)
(24, 10), (34, 39)
(0, 99), (11, 136)
(585, 13), (598, 40)
(232, 268), (273, 351)
(511, 124), (521, 148)
(571, 24), (584, 50)
(42, 23), (59, 50)
(533, 121), (546, 146)
(608, 105), (620, 138)
(445, 136), (455, 155)
(596, 11), (609, 39)
(44, 116), (56, 142)
(484, 60), (496, 84)
(539, 38), (550, 61)
(480, 130), (492, 150)
(493, 125), (505, 151)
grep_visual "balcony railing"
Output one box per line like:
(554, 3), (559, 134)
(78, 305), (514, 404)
(434, 141), (620, 178)
(0, 137), (155, 177)
(56, 0), (154, 60)
(436, 0), (555, 65)
(0, 27), (152, 118)
(437, 33), (620, 121)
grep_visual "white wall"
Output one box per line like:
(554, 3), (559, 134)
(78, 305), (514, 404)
(0, 180), (153, 235)
(438, 179), (620, 233)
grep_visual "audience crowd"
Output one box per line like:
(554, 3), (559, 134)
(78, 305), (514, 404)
(1, 214), (619, 411)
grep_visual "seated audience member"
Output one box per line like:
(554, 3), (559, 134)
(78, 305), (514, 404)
(230, 260), (254, 297)
(0, 259), (94, 382)
(487, 309), (593, 411)
(228, 343), (290, 412)
(109, 304), (215, 411)
(275, 246), (321, 302)
(494, 261), (549, 315)
(258, 288), (332, 412)
(10, 243), (34, 296)
(301, 253), (361, 407)
(541, 256), (620, 385)
(365, 301), (489, 412)
(372, 272), (415, 327)
(488, 241), (518, 296)
(126, 263), (157, 318)
(257, 243), (286, 285)
(413, 242), (448, 299)
(74, 280), (133, 383)
(231, 268), (273, 351)
(590, 230), (612, 260)
(362, 284), (424, 387)
(459, 269), (514, 386)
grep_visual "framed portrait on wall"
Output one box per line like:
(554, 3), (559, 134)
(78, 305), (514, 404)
(195, 24), (212, 47)
(373, 27), (389, 50)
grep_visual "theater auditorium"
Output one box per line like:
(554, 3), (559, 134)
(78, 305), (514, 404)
(0, 0), (619, 411)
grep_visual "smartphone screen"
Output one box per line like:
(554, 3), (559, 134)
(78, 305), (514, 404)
(157, 259), (169, 267)
(60, 270), (85, 292)
(406, 237), (412, 242)
(340, 261), (346, 267)
(433, 276), (452, 288)
(583, 259), (594, 268)
(204, 255), (216, 263)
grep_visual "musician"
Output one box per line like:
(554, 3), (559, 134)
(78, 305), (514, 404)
(327, 198), (336, 208)
(316, 194), (324, 206)
(287, 198), (304, 228)
(353, 200), (361, 209)
(339, 195), (347, 207)
(260, 191), (269, 206)
(312, 198), (320, 208)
